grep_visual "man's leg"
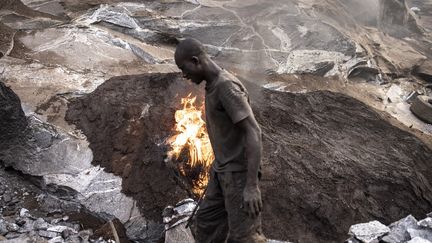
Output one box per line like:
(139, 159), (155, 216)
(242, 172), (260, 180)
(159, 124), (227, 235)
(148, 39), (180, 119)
(195, 169), (229, 243)
(219, 171), (266, 243)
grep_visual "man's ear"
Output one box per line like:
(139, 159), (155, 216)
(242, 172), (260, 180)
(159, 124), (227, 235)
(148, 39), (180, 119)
(191, 56), (200, 65)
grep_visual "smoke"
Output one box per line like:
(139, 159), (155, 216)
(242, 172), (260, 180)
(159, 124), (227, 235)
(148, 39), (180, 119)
(339, 0), (380, 27)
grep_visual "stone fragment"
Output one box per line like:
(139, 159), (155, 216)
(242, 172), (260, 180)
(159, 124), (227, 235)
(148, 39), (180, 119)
(6, 223), (19, 232)
(349, 220), (390, 243)
(407, 237), (432, 243)
(17, 218), (34, 233)
(408, 228), (432, 241)
(15, 219), (26, 227)
(164, 221), (194, 243)
(47, 225), (75, 233)
(34, 218), (49, 230)
(386, 84), (404, 103)
(405, 91), (421, 104)
(415, 60), (432, 82)
(78, 229), (93, 241)
(0, 219), (8, 235)
(48, 236), (64, 243)
(345, 238), (361, 243)
(5, 232), (21, 239)
(61, 228), (73, 239)
(19, 208), (30, 218)
(3, 194), (12, 203)
(418, 218), (432, 229)
(382, 215), (418, 243)
(93, 218), (128, 242)
(39, 230), (58, 239)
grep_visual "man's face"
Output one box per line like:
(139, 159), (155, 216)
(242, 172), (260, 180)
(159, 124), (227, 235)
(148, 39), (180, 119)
(175, 54), (204, 85)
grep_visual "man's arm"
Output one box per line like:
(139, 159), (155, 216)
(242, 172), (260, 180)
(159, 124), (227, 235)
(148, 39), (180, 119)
(237, 115), (263, 218)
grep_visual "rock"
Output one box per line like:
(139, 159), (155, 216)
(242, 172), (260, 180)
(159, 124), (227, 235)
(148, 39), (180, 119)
(61, 228), (73, 239)
(0, 235), (6, 240)
(47, 225), (76, 234)
(17, 218), (34, 233)
(0, 81), (28, 143)
(6, 223), (19, 232)
(408, 237), (432, 243)
(378, 0), (423, 35)
(428, 213), (432, 218)
(5, 232), (21, 239)
(124, 216), (163, 243)
(405, 91), (421, 104)
(418, 218), (432, 229)
(0, 219), (8, 235)
(34, 218), (49, 230)
(66, 72), (432, 243)
(345, 238), (362, 243)
(415, 60), (432, 83)
(57, 222), (80, 232)
(15, 219), (26, 227)
(0, 23), (15, 58)
(19, 208), (30, 218)
(163, 198), (196, 229)
(408, 228), (432, 242)
(163, 199), (198, 243)
(38, 230), (58, 239)
(164, 221), (194, 243)
(382, 215), (418, 243)
(349, 220), (390, 243)
(3, 194), (12, 203)
(93, 218), (128, 243)
(48, 236), (64, 243)
(386, 84), (404, 103)
(78, 229), (93, 241)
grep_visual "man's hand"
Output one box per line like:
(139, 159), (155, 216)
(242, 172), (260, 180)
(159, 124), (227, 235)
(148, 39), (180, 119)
(243, 184), (263, 218)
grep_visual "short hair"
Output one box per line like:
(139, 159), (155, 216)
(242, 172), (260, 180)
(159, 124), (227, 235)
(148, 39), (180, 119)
(175, 38), (205, 60)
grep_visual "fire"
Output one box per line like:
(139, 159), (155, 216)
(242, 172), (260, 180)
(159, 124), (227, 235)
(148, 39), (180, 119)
(167, 94), (214, 196)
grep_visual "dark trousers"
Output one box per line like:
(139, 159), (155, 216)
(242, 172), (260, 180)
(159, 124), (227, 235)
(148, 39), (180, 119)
(195, 168), (266, 243)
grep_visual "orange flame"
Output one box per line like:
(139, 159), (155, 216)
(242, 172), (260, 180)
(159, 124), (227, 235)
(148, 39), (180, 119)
(167, 94), (214, 196)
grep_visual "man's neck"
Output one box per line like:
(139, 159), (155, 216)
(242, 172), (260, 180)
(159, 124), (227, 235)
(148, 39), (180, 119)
(204, 59), (223, 88)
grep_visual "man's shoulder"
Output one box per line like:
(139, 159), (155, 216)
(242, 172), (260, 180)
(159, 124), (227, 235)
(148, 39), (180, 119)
(215, 72), (246, 94)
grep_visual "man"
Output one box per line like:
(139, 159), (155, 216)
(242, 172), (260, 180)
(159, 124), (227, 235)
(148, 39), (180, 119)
(174, 38), (266, 243)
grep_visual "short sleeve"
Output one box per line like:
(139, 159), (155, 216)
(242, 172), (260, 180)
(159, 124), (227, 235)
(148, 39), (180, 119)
(218, 81), (253, 124)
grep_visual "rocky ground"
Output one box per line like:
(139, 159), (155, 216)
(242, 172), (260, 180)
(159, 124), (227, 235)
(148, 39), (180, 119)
(1, 0), (432, 242)
(0, 164), (129, 243)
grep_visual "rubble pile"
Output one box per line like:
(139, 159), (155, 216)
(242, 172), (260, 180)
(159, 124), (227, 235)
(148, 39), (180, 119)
(346, 213), (432, 243)
(0, 165), (119, 243)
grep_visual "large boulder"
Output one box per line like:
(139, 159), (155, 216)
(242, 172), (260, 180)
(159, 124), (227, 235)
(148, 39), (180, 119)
(66, 73), (432, 242)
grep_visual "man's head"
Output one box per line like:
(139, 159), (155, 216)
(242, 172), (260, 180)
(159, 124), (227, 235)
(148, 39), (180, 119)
(175, 38), (207, 85)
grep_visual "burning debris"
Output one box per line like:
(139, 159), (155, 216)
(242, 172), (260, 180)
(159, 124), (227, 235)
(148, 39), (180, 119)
(166, 94), (214, 196)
